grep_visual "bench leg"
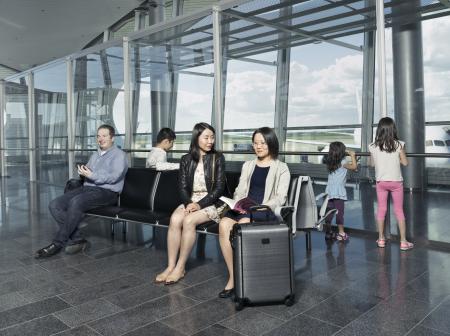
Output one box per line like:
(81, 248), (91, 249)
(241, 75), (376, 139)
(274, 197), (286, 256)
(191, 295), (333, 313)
(196, 234), (206, 259)
(305, 231), (312, 251)
(122, 221), (127, 236)
(111, 222), (115, 236)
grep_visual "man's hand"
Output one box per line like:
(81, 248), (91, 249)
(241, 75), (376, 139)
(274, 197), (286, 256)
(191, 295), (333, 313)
(77, 164), (93, 178)
(185, 202), (200, 213)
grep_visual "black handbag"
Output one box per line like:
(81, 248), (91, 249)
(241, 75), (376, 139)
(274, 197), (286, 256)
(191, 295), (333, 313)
(64, 178), (84, 193)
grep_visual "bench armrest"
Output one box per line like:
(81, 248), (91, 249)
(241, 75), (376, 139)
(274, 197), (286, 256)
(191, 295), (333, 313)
(315, 192), (327, 201)
(274, 206), (295, 235)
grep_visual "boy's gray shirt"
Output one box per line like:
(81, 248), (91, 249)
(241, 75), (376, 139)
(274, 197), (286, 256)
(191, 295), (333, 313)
(84, 145), (128, 193)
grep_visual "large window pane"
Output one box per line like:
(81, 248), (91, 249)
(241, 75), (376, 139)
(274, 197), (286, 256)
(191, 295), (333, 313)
(4, 78), (29, 180)
(73, 45), (124, 164)
(129, 14), (214, 161)
(34, 62), (68, 185)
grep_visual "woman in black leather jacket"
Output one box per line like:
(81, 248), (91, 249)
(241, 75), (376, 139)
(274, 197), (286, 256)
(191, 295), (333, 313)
(155, 122), (226, 285)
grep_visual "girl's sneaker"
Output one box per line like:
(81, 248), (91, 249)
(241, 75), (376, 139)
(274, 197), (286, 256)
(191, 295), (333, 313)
(400, 241), (414, 251)
(336, 232), (349, 241)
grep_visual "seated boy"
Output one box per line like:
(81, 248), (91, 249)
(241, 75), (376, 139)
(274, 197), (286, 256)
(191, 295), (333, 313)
(146, 128), (179, 170)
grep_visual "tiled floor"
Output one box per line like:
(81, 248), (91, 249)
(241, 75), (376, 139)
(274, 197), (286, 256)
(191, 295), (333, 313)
(0, 179), (450, 335)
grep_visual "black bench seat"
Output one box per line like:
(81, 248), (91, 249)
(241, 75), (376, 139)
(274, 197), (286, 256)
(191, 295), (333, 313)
(85, 167), (316, 248)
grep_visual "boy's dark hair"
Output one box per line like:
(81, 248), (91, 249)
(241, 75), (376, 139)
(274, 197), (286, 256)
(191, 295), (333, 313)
(252, 127), (279, 159)
(98, 124), (115, 137)
(323, 141), (346, 173)
(374, 117), (400, 153)
(189, 122), (216, 162)
(156, 128), (176, 144)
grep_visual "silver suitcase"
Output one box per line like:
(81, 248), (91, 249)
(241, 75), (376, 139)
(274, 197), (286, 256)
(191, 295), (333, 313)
(231, 220), (295, 310)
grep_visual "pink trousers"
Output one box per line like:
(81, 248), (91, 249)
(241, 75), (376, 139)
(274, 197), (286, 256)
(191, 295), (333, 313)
(376, 181), (405, 221)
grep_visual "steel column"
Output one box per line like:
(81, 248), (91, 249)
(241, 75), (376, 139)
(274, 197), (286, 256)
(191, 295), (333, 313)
(0, 80), (6, 177)
(66, 58), (75, 179)
(376, 0), (387, 118)
(212, 6), (224, 149)
(274, 1), (292, 153)
(392, 0), (425, 190)
(27, 72), (36, 181)
(123, 37), (133, 162)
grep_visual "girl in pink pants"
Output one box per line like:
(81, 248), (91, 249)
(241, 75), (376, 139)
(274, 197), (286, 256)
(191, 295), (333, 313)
(369, 117), (413, 251)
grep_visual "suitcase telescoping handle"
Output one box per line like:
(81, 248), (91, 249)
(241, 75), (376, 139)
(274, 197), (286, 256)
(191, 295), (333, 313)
(249, 205), (273, 223)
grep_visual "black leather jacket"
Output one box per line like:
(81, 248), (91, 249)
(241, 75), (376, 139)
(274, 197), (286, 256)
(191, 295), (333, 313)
(179, 152), (226, 209)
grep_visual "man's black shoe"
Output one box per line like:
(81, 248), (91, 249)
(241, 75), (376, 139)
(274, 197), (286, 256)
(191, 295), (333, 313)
(65, 239), (89, 255)
(34, 243), (62, 259)
(218, 288), (234, 299)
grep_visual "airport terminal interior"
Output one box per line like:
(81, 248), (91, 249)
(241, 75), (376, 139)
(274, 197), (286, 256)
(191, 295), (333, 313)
(1, 0), (450, 335)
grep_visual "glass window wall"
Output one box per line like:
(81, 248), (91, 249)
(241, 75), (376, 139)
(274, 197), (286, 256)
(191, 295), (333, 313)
(34, 62), (68, 185)
(3, 78), (29, 180)
(73, 45), (124, 165)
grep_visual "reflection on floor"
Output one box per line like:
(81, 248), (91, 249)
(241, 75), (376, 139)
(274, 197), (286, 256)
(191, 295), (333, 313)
(0, 179), (450, 335)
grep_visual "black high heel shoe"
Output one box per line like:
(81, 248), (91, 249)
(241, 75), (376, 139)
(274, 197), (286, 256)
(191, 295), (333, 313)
(218, 288), (234, 298)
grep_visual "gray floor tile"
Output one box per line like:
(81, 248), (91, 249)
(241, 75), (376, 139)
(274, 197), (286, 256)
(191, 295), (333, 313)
(0, 315), (68, 336)
(257, 280), (335, 321)
(38, 254), (94, 270)
(160, 297), (236, 335)
(54, 298), (123, 327)
(0, 277), (32, 296)
(181, 262), (225, 286)
(264, 314), (340, 336)
(0, 297), (69, 329)
(193, 324), (243, 336)
(0, 292), (29, 312)
(303, 288), (381, 327)
(122, 321), (185, 336)
(179, 276), (227, 302)
(58, 275), (144, 305)
(52, 325), (101, 336)
(104, 282), (171, 309)
(404, 272), (450, 305)
(421, 296), (450, 334)
(59, 267), (130, 289)
(220, 309), (284, 336)
(88, 293), (198, 336)
(19, 280), (75, 302)
(335, 320), (403, 336)
(352, 295), (436, 335)
(408, 325), (450, 336)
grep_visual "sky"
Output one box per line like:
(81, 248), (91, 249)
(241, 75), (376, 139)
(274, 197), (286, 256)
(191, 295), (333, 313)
(170, 15), (450, 131)
(6, 15), (450, 135)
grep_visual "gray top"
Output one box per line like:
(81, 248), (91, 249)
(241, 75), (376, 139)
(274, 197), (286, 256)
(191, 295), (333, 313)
(84, 145), (128, 193)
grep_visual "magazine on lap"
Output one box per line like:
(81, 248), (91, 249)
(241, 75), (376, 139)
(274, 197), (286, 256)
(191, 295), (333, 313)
(219, 196), (258, 213)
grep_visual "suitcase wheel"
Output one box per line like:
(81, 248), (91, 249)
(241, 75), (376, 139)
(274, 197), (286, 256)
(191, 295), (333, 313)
(235, 299), (245, 311)
(285, 295), (295, 307)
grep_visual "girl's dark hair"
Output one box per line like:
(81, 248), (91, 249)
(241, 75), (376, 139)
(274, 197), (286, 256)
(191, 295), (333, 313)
(323, 141), (346, 173)
(374, 117), (400, 153)
(252, 127), (279, 160)
(189, 122), (216, 162)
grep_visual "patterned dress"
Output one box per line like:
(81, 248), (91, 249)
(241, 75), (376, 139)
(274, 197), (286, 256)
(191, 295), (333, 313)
(178, 160), (221, 223)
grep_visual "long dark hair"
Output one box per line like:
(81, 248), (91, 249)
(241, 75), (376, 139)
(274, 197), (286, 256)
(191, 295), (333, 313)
(189, 122), (216, 162)
(252, 127), (279, 160)
(374, 117), (400, 153)
(323, 141), (346, 173)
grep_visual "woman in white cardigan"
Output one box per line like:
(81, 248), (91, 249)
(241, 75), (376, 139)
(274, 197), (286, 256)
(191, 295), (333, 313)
(218, 127), (291, 298)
